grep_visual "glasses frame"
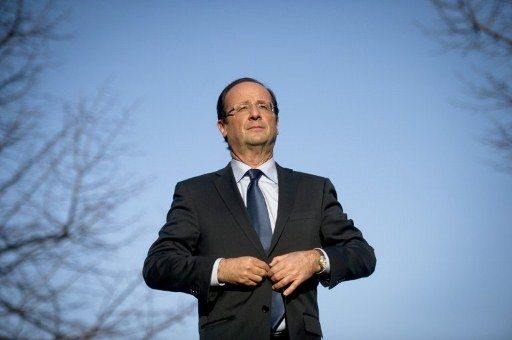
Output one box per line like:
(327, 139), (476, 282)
(225, 101), (275, 118)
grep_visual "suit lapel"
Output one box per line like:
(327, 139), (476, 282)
(214, 164), (267, 258)
(269, 164), (297, 254)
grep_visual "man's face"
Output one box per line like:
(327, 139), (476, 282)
(217, 82), (278, 154)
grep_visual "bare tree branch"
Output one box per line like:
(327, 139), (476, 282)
(0, 1), (192, 338)
(429, 0), (512, 173)
(430, 0), (512, 55)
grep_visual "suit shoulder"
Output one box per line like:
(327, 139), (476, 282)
(288, 168), (328, 183)
(176, 170), (218, 188)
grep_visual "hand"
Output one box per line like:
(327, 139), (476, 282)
(217, 256), (270, 286)
(268, 250), (321, 296)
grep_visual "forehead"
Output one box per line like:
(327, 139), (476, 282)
(224, 82), (272, 106)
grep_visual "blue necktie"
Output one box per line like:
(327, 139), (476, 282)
(246, 169), (285, 330)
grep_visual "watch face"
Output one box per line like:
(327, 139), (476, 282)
(320, 256), (327, 269)
(315, 249), (327, 274)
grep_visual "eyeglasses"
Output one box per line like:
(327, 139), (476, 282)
(225, 101), (275, 117)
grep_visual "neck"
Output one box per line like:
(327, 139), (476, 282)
(231, 149), (273, 168)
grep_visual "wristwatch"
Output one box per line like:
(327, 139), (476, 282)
(315, 249), (327, 274)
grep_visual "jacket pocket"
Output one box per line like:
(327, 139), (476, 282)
(303, 313), (322, 336)
(200, 314), (235, 330)
(289, 211), (319, 220)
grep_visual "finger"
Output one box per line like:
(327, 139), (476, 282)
(269, 272), (279, 283)
(270, 270), (286, 283)
(269, 259), (287, 272)
(242, 279), (258, 286)
(270, 258), (288, 269)
(272, 275), (292, 290)
(251, 267), (268, 278)
(257, 262), (271, 273)
(283, 280), (300, 296)
(238, 272), (259, 286)
(247, 273), (264, 284)
(269, 255), (285, 267)
(251, 258), (271, 271)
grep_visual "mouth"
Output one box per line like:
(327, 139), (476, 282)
(247, 126), (264, 130)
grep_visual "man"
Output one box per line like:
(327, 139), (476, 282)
(143, 78), (376, 340)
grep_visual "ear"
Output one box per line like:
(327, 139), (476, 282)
(217, 120), (227, 137)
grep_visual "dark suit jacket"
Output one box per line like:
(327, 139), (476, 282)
(143, 163), (376, 340)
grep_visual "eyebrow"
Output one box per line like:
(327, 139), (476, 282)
(239, 99), (270, 104)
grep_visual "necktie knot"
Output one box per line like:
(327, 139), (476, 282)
(246, 169), (263, 181)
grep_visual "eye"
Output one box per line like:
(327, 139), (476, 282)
(236, 104), (249, 112)
(258, 103), (272, 111)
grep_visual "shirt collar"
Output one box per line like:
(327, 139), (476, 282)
(230, 157), (278, 184)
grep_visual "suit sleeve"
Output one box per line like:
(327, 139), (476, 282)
(143, 181), (217, 304)
(319, 178), (376, 289)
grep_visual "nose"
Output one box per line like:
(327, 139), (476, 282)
(248, 104), (261, 119)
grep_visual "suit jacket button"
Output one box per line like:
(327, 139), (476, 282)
(261, 305), (269, 313)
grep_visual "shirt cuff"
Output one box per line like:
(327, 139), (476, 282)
(315, 248), (331, 274)
(210, 258), (225, 286)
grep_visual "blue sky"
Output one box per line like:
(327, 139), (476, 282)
(41, 1), (512, 338)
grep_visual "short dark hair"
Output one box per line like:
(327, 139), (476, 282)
(216, 77), (279, 121)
